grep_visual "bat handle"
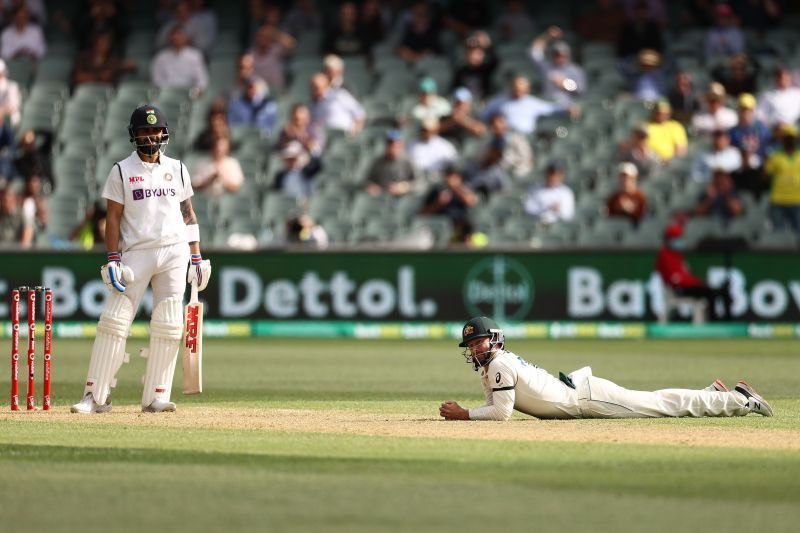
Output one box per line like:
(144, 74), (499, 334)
(190, 280), (199, 304)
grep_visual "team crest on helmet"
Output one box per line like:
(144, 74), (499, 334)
(146, 113), (157, 125)
(463, 325), (474, 336)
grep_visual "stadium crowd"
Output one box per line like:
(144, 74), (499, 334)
(0, 0), (799, 250)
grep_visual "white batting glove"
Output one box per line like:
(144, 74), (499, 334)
(188, 253), (211, 291)
(101, 252), (134, 293)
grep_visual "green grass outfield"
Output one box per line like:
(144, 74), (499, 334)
(1, 338), (799, 533)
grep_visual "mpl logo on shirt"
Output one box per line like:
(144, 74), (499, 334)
(129, 176), (145, 183)
(132, 188), (177, 201)
(462, 256), (534, 320)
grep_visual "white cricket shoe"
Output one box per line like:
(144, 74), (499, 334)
(734, 380), (774, 417)
(70, 392), (112, 414)
(142, 399), (177, 413)
(703, 379), (729, 392)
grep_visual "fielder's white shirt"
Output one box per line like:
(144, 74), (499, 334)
(469, 350), (581, 420)
(102, 152), (193, 252)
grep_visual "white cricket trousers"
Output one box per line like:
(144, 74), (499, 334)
(121, 242), (189, 313)
(577, 376), (749, 418)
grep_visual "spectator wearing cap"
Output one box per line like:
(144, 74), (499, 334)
(666, 70), (700, 126)
(364, 129), (420, 197)
(272, 141), (322, 201)
(482, 74), (570, 136)
(523, 161), (575, 225)
(693, 168), (743, 221)
(691, 82), (738, 135)
(309, 72), (365, 135)
(0, 6), (44, 60)
(398, 0), (442, 64)
(150, 25), (208, 93)
(0, 185), (32, 247)
(691, 130), (742, 183)
(408, 117), (458, 172)
(616, 124), (660, 179)
(439, 87), (486, 145)
(277, 103), (325, 158)
(411, 77), (452, 123)
(705, 3), (744, 62)
(485, 113), (533, 179)
(607, 162), (648, 224)
(250, 24), (295, 95)
(764, 125), (800, 233)
(191, 137), (245, 199)
(451, 37), (496, 102)
(0, 59), (20, 127)
(757, 67), (800, 128)
(227, 76), (278, 135)
(646, 100), (688, 162)
(728, 93), (771, 168)
(420, 164), (478, 225)
(529, 26), (586, 106)
(629, 48), (666, 102)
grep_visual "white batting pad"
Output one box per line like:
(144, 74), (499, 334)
(84, 293), (134, 404)
(141, 297), (184, 408)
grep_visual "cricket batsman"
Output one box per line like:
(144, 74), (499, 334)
(71, 104), (211, 414)
(440, 317), (773, 421)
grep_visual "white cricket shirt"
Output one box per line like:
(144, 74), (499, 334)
(102, 151), (193, 252)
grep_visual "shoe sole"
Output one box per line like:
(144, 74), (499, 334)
(141, 405), (177, 413)
(735, 380), (774, 417)
(713, 379), (729, 392)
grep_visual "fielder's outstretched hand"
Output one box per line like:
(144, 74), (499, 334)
(440, 400), (470, 420)
(101, 252), (134, 293)
(188, 253), (211, 291)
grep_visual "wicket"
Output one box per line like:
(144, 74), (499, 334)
(10, 286), (53, 411)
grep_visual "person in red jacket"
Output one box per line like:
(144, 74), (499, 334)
(655, 224), (732, 320)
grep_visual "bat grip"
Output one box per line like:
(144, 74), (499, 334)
(190, 280), (199, 304)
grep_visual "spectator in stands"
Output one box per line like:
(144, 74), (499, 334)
(322, 1), (367, 58)
(0, 59), (20, 127)
(71, 0), (127, 53)
(420, 165), (478, 229)
(0, 185), (31, 247)
(629, 48), (666, 102)
(729, 93), (771, 169)
(227, 76), (278, 135)
(443, 0), (490, 38)
(0, 117), (15, 181)
(646, 100), (688, 162)
(486, 113), (532, 179)
(482, 74), (571, 136)
(228, 53), (256, 100)
(150, 25), (208, 94)
(656, 224), (732, 321)
(13, 128), (51, 189)
(70, 198), (107, 250)
(2, 1), (46, 26)
(617, 0), (664, 61)
(191, 137), (245, 199)
(764, 125), (800, 233)
(193, 106), (231, 152)
(693, 168), (744, 220)
(465, 137), (513, 197)
(494, 0), (534, 41)
(364, 129), (420, 197)
(397, 0), (441, 64)
(451, 34), (496, 102)
(408, 117), (458, 172)
(667, 70), (701, 125)
(439, 87), (485, 145)
(277, 103), (325, 158)
(573, 0), (625, 43)
(757, 67), (800, 129)
(308, 72), (365, 135)
(620, 0), (668, 26)
(616, 124), (659, 179)
(691, 129), (742, 183)
(285, 214), (328, 249)
(322, 54), (357, 97)
(712, 54), (758, 97)
(72, 31), (136, 86)
(359, 0), (387, 55)
(529, 26), (586, 106)
(705, 3), (744, 62)
(157, 0), (216, 52)
(411, 77), (451, 123)
(691, 82), (738, 135)
(20, 173), (45, 230)
(523, 160), (575, 225)
(283, 0), (321, 37)
(272, 141), (322, 201)
(607, 162), (647, 224)
(250, 24), (295, 95)
(1, 6), (44, 60)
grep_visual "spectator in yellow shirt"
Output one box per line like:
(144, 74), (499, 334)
(765, 125), (800, 233)
(646, 100), (688, 162)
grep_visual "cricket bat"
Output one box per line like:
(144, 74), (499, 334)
(182, 280), (203, 394)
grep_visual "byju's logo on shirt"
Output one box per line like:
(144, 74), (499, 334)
(132, 188), (177, 201)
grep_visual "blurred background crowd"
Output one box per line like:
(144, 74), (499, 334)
(0, 0), (799, 251)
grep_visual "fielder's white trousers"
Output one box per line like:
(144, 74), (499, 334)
(122, 242), (189, 313)
(576, 376), (749, 418)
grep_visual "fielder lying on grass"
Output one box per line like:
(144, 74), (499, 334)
(439, 316), (773, 421)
